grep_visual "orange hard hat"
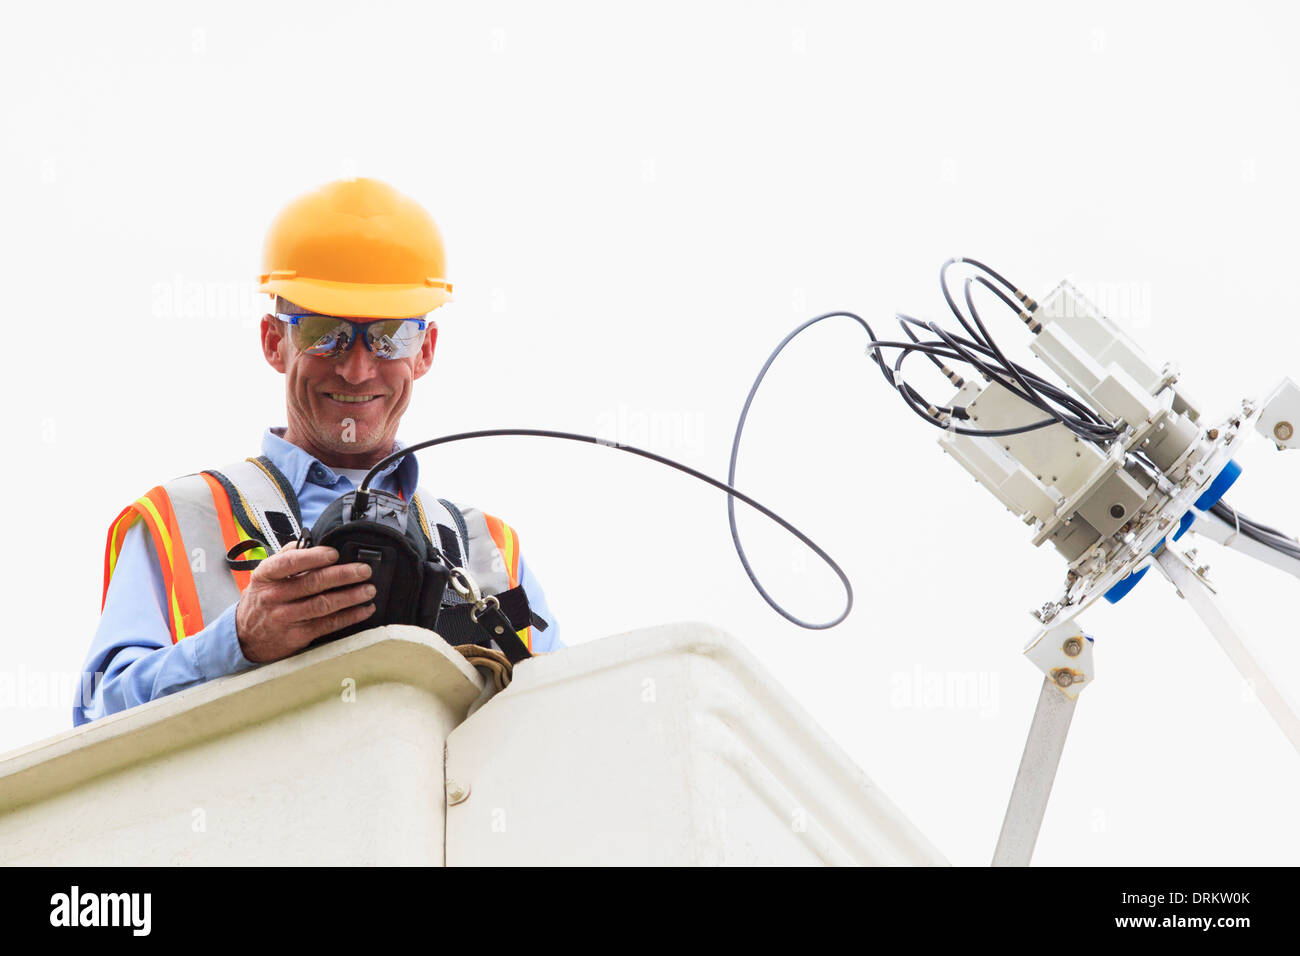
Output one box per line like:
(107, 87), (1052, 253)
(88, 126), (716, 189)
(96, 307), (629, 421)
(258, 177), (452, 319)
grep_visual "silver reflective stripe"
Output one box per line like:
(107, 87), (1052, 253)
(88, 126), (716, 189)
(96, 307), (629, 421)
(452, 503), (512, 597)
(164, 473), (242, 629)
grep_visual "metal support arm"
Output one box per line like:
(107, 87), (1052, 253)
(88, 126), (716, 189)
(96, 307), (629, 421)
(992, 622), (1094, 866)
(1153, 545), (1300, 756)
(992, 677), (1078, 866)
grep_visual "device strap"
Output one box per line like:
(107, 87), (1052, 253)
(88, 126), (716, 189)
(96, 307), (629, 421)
(436, 596), (533, 664)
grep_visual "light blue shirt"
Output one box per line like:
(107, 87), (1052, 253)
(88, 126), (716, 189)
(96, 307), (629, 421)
(75, 427), (562, 726)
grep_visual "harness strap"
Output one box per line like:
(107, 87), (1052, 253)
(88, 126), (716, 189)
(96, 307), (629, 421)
(203, 459), (302, 558)
(249, 455), (304, 529)
(436, 585), (534, 663)
(412, 493), (468, 568)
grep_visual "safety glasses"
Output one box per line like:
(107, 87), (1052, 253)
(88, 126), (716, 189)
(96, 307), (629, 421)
(276, 313), (430, 360)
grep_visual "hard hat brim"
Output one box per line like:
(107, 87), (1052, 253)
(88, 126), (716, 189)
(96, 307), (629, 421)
(259, 276), (452, 319)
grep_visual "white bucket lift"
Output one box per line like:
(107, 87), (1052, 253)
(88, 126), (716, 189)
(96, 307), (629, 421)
(0, 624), (945, 866)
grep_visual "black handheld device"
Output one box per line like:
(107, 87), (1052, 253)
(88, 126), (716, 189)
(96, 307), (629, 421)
(300, 489), (452, 644)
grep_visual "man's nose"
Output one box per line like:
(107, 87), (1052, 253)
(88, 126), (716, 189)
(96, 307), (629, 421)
(336, 337), (381, 384)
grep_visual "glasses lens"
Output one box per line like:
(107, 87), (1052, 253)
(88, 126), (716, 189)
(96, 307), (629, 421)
(365, 319), (424, 359)
(292, 316), (354, 357)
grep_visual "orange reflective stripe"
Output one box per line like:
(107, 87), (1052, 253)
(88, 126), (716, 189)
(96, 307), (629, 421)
(135, 493), (174, 565)
(200, 472), (251, 593)
(130, 498), (179, 638)
(103, 505), (142, 610)
(102, 496), (180, 639)
(483, 513), (519, 589)
(100, 496), (205, 641)
(483, 513), (529, 650)
(141, 487), (205, 642)
(134, 491), (184, 641)
(104, 488), (201, 643)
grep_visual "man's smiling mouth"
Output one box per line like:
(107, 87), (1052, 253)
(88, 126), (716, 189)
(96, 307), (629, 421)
(325, 393), (382, 404)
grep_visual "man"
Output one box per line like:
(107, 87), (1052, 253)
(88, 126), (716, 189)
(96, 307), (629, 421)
(75, 178), (560, 725)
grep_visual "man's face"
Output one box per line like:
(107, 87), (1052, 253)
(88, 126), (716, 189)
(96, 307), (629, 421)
(260, 312), (437, 467)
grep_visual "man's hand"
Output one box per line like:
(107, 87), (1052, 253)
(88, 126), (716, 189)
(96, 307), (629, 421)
(235, 543), (376, 664)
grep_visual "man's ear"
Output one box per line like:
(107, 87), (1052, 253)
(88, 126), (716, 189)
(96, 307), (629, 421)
(413, 324), (438, 379)
(261, 314), (288, 373)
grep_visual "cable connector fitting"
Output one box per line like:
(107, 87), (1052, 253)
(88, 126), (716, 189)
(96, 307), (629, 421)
(940, 364), (965, 388)
(1019, 309), (1043, 334)
(926, 403), (950, 424)
(1014, 289), (1039, 312)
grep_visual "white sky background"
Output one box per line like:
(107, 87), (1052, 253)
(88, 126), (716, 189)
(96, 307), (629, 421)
(3, 0), (1300, 866)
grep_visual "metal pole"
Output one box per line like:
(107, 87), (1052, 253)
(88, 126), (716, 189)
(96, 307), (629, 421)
(992, 676), (1077, 866)
(1154, 547), (1300, 755)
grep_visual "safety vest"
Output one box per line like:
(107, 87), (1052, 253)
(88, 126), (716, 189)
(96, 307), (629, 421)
(101, 455), (537, 652)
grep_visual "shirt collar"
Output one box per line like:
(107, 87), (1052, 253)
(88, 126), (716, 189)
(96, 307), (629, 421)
(261, 427), (420, 499)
